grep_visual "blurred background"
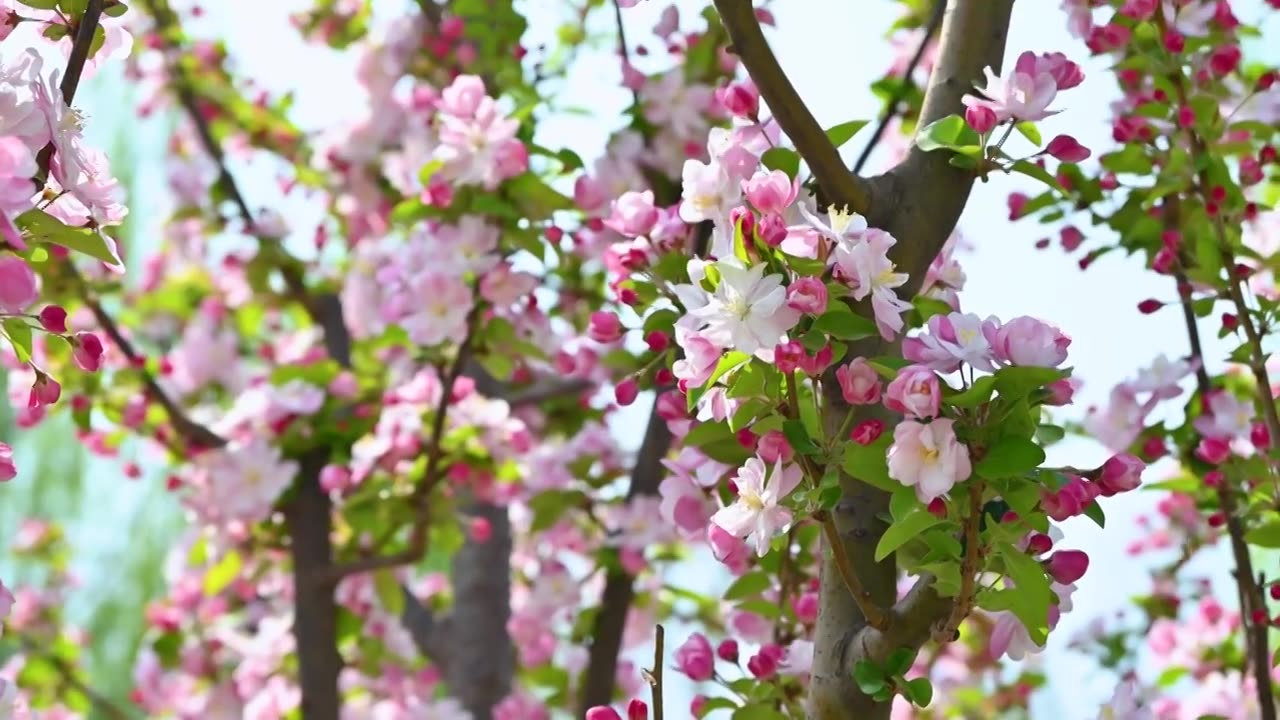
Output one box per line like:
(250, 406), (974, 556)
(1, 0), (1277, 717)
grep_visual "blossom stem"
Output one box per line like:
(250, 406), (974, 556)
(645, 624), (666, 720)
(933, 480), (982, 642)
(817, 511), (890, 632)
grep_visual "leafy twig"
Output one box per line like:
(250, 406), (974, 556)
(642, 624), (666, 720)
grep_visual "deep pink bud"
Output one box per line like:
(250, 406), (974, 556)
(716, 638), (739, 663)
(645, 330), (669, 353)
(1045, 134), (1091, 162)
(626, 699), (648, 720)
(1196, 436), (1231, 464)
(589, 311), (624, 344)
(965, 104), (998, 134)
(615, 378), (640, 406)
(675, 632), (715, 681)
(38, 305), (68, 333)
(586, 708), (623, 720)
(850, 419), (884, 445)
(1251, 422), (1271, 450)
(1026, 532), (1054, 555)
(1137, 299), (1164, 314)
(716, 79), (759, 118)
(757, 213), (788, 247)
(72, 332), (105, 372)
(1046, 550), (1090, 584)
(1097, 453), (1144, 496)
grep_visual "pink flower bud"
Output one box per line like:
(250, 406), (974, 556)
(319, 464), (352, 493)
(716, 638), (739, 663)
(836, 358), (881, 405)
(586, 708), (622, 720)
(29, 373), (60, 410)
(1044, 134), (1091, 162)
(0, 256), (38, 313)
(1046, 549), (1090, 584)
(850, 419), (884, 445)
(469, 516), (492, 543)
(0, 442), (15, 481)
(786, 277), (827, 314)
(674, 632), (715, 681)
(626, 699), (648, 720)
(756, 430), (793, 464)
(1195, 436), (1231, 464)
(757, 213), (787, 247)
(747, 644), (782, 679)
(615, 378), (640, 406)
(965, 104), (998, 134)
(71, 332), (105, 372)
(38, 305), (68, 333)
(1026, 532), (1054, 555)
(883, 364), (941, 419)
(607, 190), (659, 237)
(589, 311), (624, 343)
(742, 170), (798, 215)
(1097, 453), (1144, 496)
(1251, 422), (1271, 450)
(716, 79), (759, 118)
(1044, 378), (1077, 406)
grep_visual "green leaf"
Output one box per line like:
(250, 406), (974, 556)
(202, 551), (242, 596)
(2, 319), (34, 364)
(993, 365), (1067, 400)
(916, 115), (980, 153)
(826, 119), (869, 148)
(904, 677), (935, 707)
(373, 569), (405, 615)
(1009, 160), (1066, 194)
(812, 309), (878, 340)
(945, 375), (996, 408)
(732, 706), (787, 720)
(842, 433), (898, 492)
(995, 542), (1052, 645)
(724, 571), (772, 600)
(1082, 500), (1106, 528)
(505, 172), (573, 220)
(102, 0), (128, 16)
(417, 159), (444, 185)
(883, 648), (916, 677)
(853, 660), (886, 694)
(19, 0), (60, 8)
(875, 509), (943, 562)
(761, 147), (800, 180)
(975, 436), (1046, 479)
(1014, 121), (1042, 146)
(1245, 519), (1280, 548)
(15, 209), (124, 268)
(782, 418), (821, 456)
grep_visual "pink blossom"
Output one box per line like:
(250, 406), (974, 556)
(397, 273), (473, 347)
(657, 474), (712, 540)
(1045, 134), (1091, 162)
(887, 419), (972, 503)
(756, 431), (793, 464)
(193, 438), (299, 523)
(674, 632), (715, 681)
(883, 364), (941, 419)
(832, 228), (910, 340)
(1042, 475), (1100, 521)
(1193, 390), (1254, 440)
(0, 256), (37, 313)
(785, 277), (827, 314)
(672, 326), (722, 389)
(742, 170), (797, 215)
(962, 50), (1083, 123)
(438, 74), (487, 117)
(707, 523), (750, 572)
(836, 358), (882, 405)
(586, 708), (623, 720)
(711, 457), (802, 556)
(607, 190), (659, 238)
(903, 312), (999, 373)
(984, 315), (1071, 368)
(965, 104), (998, 134)
(71, 331), (104, 372)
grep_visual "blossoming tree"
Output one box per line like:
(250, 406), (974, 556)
(0, 0), (1278, 718)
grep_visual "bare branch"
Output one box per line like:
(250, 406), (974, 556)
(712, 0), (872, 213)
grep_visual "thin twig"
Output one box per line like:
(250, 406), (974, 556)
(644, 624), (665, 720)
(852, 0), (945, 175)
(933, 480), (982, 641)
(818, 511), (889, 631)
(712, 0), (871, 213)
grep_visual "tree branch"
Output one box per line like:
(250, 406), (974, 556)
(852, 0), (945, 175)
(578, 404), (673, 714)
(867, 0), (1016, 282)
(712, 0), (872, 213)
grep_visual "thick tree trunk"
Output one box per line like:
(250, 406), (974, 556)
(287, 452), (343, 720)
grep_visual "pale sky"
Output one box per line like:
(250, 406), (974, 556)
(15, 0), (1277, 717)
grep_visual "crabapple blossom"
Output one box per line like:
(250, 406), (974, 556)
(887, 419), (972, 503)
(711, 457), (802, 556)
